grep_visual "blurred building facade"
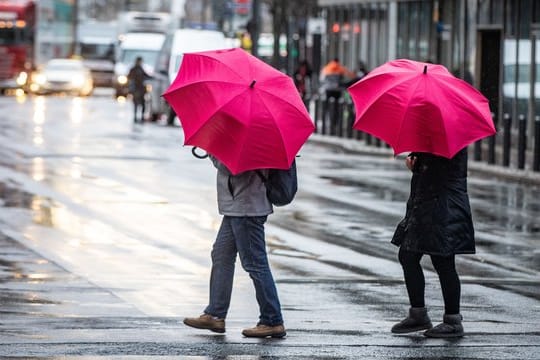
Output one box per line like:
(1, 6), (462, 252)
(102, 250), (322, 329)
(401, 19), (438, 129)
(77, 0), (256, 34)
(317, 0), (540, 170)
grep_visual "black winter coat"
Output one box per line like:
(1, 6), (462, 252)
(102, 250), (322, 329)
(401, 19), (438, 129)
(391, 149), (475, 256)
(127, 64), (150, 105)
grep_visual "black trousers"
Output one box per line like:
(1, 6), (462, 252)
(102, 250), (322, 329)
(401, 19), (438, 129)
(398, 247), (461, 314)
(133, 100), (145, 122)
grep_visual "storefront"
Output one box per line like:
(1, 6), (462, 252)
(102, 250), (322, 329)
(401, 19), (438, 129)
(317, 0), (540, 169)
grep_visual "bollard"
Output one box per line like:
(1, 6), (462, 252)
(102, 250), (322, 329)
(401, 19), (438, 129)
(503, 113), (511, 167)
(346, 102), (355, 138)
(335, 97), (342, 136)
(517, 114), (527, 170)
(534, 115), (540, 172)
(313, 96), (320, 133)
(328, 97), (336, 136)
(321, 97), (328, 135)
(488, 113), (496, 164)
(336, 98), (344, 137)
(474, 139), (482, 161)
(355, 124), (363, 140)
(366, 133), (373, 145)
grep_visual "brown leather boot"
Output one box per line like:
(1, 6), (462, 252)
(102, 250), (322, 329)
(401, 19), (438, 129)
(183, 314), (225, 333)
(242, 323), (286, 338)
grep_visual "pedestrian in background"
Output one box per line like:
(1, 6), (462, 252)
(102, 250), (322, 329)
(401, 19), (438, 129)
(183, 156), (286, 338)
(345, 60), (369, 88)
(319, 57), (355, 100)
(391, 148), (475, 338)
(127, 56), (151, 124)
(293, 60), (313, 108)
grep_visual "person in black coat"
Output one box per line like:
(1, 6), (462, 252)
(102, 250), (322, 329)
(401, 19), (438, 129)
(293, 60), (313, 108)
(390, 148), (474, 338)
(127, 57), (151, 123)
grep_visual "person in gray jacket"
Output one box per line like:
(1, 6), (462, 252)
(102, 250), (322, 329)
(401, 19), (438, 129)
(183, 156), (286, 338)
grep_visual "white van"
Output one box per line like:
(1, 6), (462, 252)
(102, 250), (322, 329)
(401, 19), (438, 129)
(150, 29), (236, 124)
(113, 32), (166, 97)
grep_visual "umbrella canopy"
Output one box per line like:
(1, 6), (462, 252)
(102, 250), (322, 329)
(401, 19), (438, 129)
(348, 59), (496, 158)
(163, 48), (314, 174)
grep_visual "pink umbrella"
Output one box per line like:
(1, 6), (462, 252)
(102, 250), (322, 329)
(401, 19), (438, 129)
(163, 48), (314, 174)
(348, 59), (496, 158)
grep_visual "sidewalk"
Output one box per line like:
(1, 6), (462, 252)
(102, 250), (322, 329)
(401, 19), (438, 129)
(308, 134), (540, 186)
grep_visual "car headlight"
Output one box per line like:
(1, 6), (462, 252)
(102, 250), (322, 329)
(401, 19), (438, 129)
(29, 83), (40, 92)
(34, 73), (46, 86)
(16, 72), (28, 86)
(117, 75), (128, 85)
(71, 74), (85, 87)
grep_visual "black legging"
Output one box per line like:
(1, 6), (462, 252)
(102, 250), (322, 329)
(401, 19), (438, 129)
(398, 247), (461, 314)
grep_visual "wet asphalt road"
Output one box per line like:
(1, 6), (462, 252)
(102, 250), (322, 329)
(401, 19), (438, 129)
(0, 90), (539, 359)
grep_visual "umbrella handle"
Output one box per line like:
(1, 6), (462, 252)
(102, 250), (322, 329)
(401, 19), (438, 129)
(191, 147), (209, 159)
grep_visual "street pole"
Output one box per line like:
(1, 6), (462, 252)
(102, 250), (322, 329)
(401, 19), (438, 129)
(71, 0), (79, 57)
(251, 0), (260, 57)
(201, 0), (208, 25)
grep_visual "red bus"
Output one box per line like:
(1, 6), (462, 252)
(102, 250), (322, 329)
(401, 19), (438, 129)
(0, 0), (35, 93)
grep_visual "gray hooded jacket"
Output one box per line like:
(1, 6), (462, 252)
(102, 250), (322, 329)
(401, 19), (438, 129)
(211, 157), (273, 217)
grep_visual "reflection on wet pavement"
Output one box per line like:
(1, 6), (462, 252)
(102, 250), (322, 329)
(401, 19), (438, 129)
(269, 145), (540, 299)
(0, 94), (539, 358)
(471, 179), (540, 234)
(320, 175), (408, 202)
(0, 235), (59, 310)
(0, 182), (59, 227)
(0, 232), (142, 338)
(0, 182), (35, 208)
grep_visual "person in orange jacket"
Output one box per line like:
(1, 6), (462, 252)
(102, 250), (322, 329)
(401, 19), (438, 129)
(321, 58), (355, 78)
(320, 58), (355, 100)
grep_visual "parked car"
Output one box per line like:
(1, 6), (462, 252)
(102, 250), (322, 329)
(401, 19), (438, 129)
(150, 29), (236, 124)
(30, 58), (94, 96)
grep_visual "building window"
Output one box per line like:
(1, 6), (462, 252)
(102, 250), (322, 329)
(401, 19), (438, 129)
(396, 1), (433, 61)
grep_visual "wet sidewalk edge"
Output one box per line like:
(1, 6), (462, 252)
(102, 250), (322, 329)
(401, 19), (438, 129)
(308, 134), (540, 186)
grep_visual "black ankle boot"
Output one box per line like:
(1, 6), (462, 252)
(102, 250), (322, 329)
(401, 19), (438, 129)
(424, 313), (464, 338)
(391, 307), (433, 333)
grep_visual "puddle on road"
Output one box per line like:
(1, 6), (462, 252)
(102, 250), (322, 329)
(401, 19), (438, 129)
(0, 182), (35, 208)
(0, 291), (58, 305)
(321, 175), (407, 202)
(0, 181), (58, 227)
(0, 241), (54, 285)
(472, 181), (540, 213)
(470, 180), (540, 236)
(319, 170), (540, 239)
(278, 167), (540, 282)
(0, 235), (60, 315)
(316, 156), (401, 172)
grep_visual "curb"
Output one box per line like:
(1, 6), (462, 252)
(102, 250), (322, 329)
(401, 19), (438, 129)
(308, 134), (540, 187)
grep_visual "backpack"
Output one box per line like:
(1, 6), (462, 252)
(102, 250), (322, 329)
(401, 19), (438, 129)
(323, 74), (342, 90)
(256, 160), (298, 207)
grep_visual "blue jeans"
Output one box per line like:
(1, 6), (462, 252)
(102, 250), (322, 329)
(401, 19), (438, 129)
(204, 216), (283, 326)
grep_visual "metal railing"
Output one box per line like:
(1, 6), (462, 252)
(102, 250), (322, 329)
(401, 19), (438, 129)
(309, 95), (540, 172)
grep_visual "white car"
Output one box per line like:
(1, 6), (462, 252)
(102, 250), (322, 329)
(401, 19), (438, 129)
(31, 58), (94, 96)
